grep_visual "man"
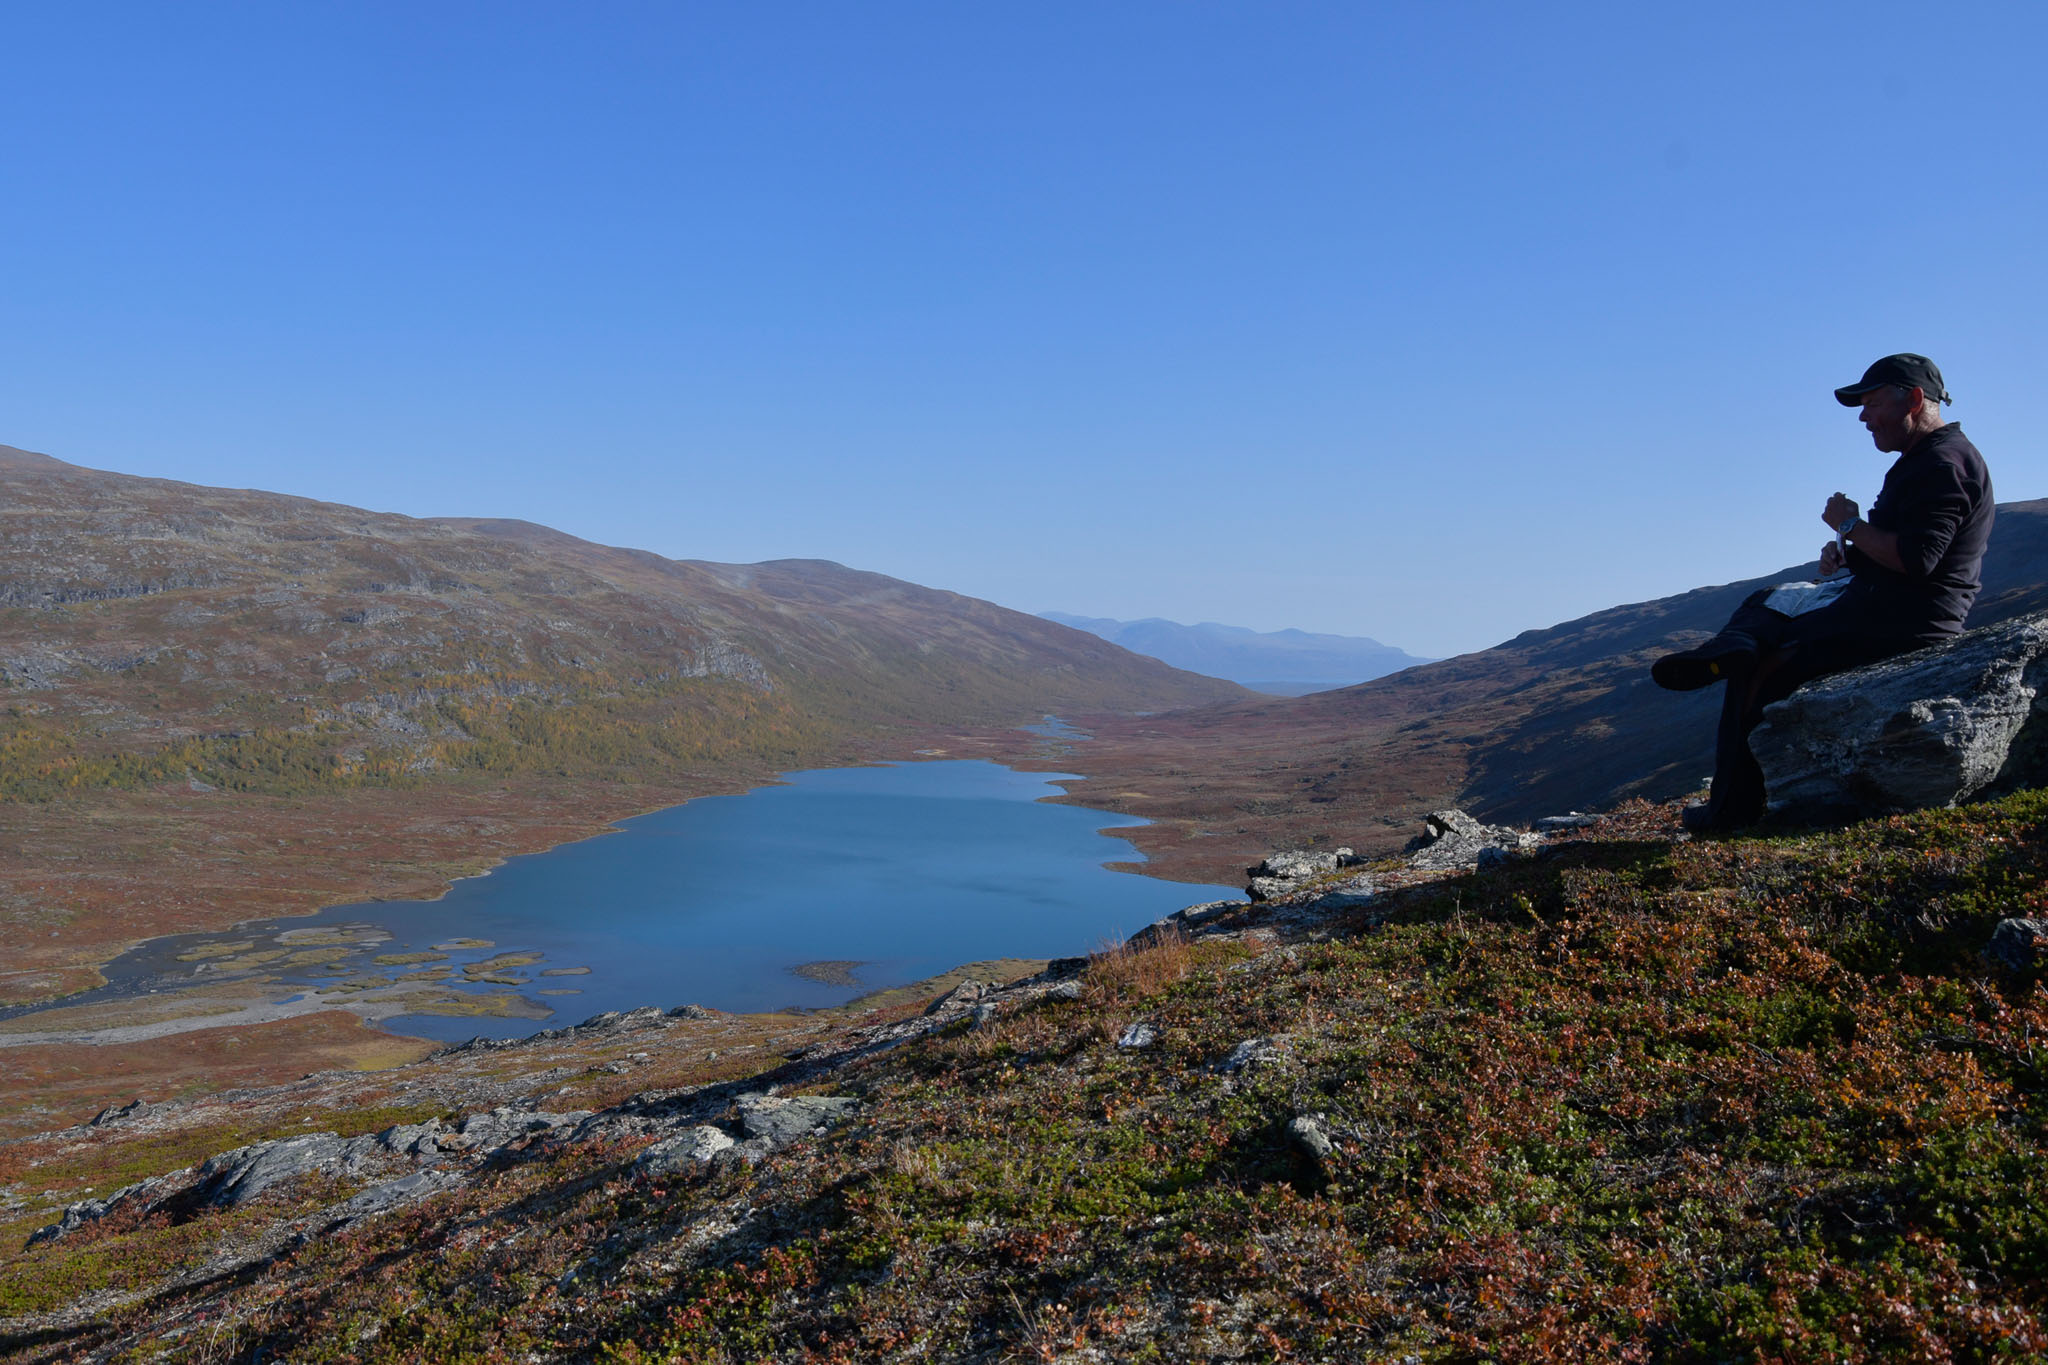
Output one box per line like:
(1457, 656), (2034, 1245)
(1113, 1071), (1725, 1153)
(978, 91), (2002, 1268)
(1651, 353), (1993, 831)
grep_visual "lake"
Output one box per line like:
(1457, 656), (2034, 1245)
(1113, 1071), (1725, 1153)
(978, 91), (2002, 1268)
(39, 759), (1237, 1042)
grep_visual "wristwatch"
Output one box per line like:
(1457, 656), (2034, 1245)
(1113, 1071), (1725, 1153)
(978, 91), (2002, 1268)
(1837, 515), (1862, 538)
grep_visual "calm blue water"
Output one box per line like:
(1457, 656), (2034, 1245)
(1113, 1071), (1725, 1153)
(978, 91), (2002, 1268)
(41, 760), (1235, 1042)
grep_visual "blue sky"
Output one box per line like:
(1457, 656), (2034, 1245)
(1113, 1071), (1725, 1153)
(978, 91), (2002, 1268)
(3, 3), (2042, 659)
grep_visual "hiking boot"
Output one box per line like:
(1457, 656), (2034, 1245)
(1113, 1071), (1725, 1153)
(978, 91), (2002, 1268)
(1652, 638), (1757, 691)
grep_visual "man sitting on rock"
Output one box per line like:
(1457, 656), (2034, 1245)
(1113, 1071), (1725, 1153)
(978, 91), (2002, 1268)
(1652, 354), (1993, 832)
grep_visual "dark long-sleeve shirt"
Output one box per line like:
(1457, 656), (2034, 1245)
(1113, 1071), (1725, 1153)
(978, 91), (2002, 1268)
(1842, 423), (1993, 643)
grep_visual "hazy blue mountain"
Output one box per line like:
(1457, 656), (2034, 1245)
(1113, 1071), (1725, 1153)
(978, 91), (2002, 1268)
(1039, 612), (1432, 694)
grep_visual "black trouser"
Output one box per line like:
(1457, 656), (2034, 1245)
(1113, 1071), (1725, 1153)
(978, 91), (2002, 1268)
(1703, 590), (1916, 824)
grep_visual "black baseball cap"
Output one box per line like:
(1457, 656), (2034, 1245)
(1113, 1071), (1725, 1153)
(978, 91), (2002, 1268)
(1834, 353), (1951, 406)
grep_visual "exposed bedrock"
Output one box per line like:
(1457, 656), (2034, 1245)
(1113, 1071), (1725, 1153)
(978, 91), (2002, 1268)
(1752, 612), (2048, 822)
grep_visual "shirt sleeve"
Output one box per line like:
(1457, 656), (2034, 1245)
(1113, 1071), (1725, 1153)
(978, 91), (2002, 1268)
(1871, 454), (1977, 581)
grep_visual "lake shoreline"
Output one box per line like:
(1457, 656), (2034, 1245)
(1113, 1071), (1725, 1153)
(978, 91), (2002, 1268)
(1, 752), (1234, 1054)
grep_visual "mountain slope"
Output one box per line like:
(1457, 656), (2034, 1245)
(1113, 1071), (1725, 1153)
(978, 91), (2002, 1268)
(991, 501), (2048, 883)
(0, 444), (1242, 774)
(1040, 611), (1431, 693)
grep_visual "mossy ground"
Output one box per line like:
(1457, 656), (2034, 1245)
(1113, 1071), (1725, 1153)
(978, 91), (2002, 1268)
(5, 794), (2046, 1362)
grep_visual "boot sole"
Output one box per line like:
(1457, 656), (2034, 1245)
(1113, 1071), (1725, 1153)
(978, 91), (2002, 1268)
(1651, 645), (1754, 692)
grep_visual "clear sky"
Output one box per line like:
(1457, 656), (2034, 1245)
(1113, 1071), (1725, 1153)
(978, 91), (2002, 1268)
(4, 3), (2042, 659)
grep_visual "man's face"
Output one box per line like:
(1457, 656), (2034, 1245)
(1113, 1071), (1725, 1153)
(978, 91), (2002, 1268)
(1856, 385), (1918, 453)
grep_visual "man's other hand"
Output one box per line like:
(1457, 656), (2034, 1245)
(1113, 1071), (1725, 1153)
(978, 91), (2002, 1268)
(1820, 540), (1846, 576)
(1824, 492), (1861, 530)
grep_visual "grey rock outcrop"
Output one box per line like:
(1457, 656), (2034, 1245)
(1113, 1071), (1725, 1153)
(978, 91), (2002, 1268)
(735, 1095), (859, 1149)
(922, 980), (990, 1016)
(1403, 810), (1542, 871)
(1298, 886), (1376, 914)
(376, 1120), (446, 1157)
(191, 1132), (386, 1210)
(30, 1105), (596, 1244)
(439, 1107), (589, 1153)
(1177, 899), (1244, 926)
(335, 1167), (463, 1220)
(27, 1172), (186, 1247)
(1752, 613), (2048, 821)
(87, 1098), (160, 1129)
(634, 1126), (737, 1177)
(615, 1093), (862, 1173)
(30, 1138), (384, 1244)
(441, 1004), (686, 1054)
(1217, 1035), (1293, 1073)
(1121, 899), (1251, 952)
(1116, 1022), (1159, 1050)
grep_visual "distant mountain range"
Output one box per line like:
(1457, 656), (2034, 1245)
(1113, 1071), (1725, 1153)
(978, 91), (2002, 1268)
(1038, 613), (1431, 694)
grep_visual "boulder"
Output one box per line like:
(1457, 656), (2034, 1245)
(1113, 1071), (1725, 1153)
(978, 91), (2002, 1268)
(1259, 850), (1345, 881)
(1217, 1035), (1293, 1073)
(1986, 917), (2048, 972)
(1286, 1114), (1335, 1163)
(1116, 1022), (1159, 1050)
(1751, 613), (2048, 821)
(1246, 848), (1359, 901)
(1535, 812), (1599, 832)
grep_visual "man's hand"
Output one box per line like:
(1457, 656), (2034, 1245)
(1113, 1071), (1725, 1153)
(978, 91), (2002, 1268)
(1823, 491), (1908, 574)
(1820, 540), (1846, 576)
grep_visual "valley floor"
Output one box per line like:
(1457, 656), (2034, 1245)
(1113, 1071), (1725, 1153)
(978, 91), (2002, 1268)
(5, 793), (2044, 1362)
